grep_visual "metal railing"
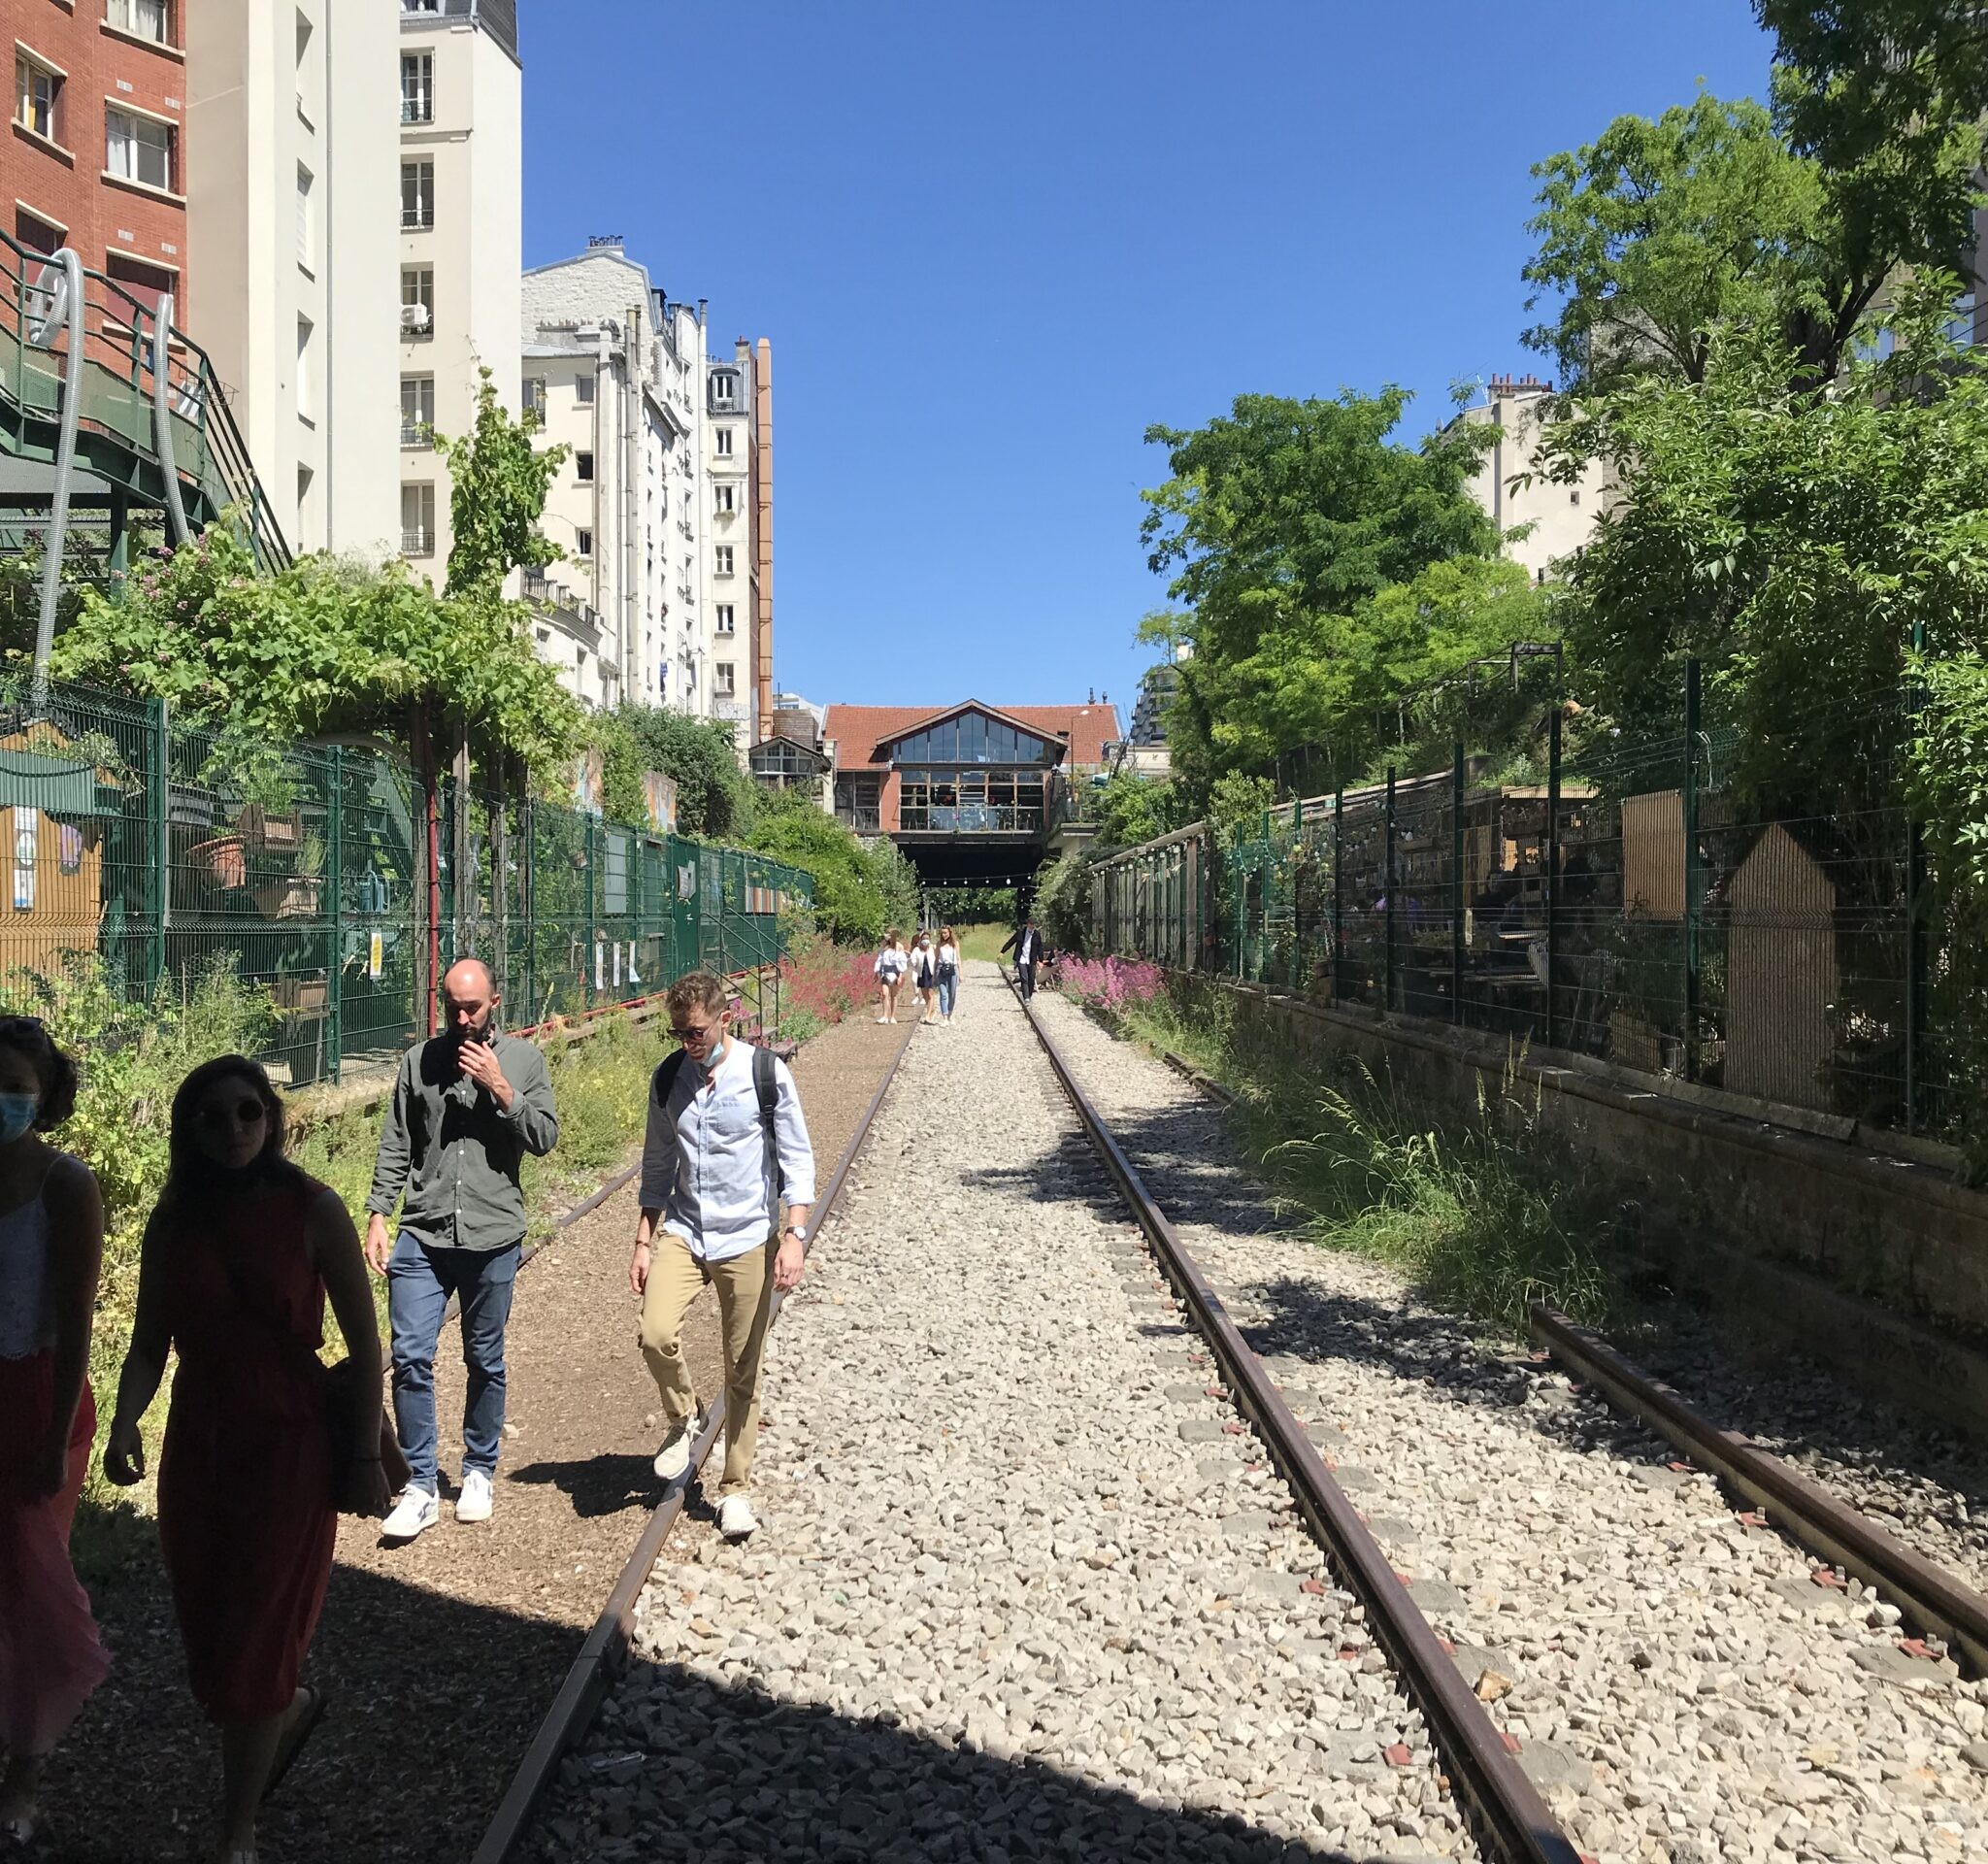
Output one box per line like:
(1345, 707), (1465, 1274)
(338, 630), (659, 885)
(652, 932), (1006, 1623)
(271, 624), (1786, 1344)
(0, 223), (290, 572)
(0, 676), (812, 1088)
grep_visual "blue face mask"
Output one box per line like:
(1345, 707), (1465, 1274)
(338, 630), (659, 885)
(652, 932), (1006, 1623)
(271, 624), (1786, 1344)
(0, 1093), (39, 1146)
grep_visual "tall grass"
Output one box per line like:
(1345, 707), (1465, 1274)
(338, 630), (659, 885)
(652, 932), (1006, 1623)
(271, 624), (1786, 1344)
(1114, 989), (1625, 1335)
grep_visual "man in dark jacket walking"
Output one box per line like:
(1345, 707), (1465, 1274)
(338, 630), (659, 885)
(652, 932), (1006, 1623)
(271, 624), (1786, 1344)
(365, 957), (559, 1539)
(1002, 918), (1044, 999)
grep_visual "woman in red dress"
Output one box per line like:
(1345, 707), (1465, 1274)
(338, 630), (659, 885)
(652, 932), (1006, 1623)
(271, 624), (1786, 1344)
(105, 1056), (387, 1864)
(0, 1017), (109, 1846)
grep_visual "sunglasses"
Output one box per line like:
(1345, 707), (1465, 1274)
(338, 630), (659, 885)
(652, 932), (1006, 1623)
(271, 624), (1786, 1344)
(670, 1023), (717, 1044)
(196, 1097), (267, 1131)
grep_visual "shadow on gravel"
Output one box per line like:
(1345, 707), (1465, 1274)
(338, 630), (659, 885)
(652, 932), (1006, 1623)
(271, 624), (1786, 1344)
(40, 1546), (580, 1863)
(539, 1658), (1395, 1864)
(511, 1451), (664, 1519)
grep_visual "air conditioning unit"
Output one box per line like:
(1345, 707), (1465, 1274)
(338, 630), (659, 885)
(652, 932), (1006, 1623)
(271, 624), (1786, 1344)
(401, 303), (431, 332)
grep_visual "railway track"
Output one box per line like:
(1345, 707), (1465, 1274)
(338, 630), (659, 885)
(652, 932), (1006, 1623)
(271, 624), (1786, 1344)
(470, 968), (1988, 1862)
(468, 1019), (917, 1864)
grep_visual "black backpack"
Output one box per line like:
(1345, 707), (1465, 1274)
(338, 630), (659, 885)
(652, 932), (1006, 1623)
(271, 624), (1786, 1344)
(650, 1042), (782, 1197)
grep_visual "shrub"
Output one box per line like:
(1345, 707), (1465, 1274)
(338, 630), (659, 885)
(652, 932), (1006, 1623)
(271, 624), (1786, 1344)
(1053, 954), (1166, 1015)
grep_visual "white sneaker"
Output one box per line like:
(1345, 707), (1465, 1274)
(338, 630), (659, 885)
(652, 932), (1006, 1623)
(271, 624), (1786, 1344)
(455, 1470), (493, 1523)
(718, 1493), (759, 1540)
(652, 1410), (704, 1483)
(381, 1485), (439, 1541)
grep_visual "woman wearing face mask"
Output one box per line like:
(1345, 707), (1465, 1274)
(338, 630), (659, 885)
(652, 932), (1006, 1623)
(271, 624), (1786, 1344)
(0, 1017), (109, 1847)
(909, 931), (941, 1025)
(105, 1057), (386, 1864)
(874, 930), (908, 1023)
(935, 926), (962, 1025)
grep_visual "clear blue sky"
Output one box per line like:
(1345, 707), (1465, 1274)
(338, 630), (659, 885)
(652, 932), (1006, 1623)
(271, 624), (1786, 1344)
(520, 2), (1775, 724)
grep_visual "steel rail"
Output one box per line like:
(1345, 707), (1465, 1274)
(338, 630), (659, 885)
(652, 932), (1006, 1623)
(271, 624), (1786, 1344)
(1007, 971), (1582, 1864)
(469, 1019), (917, 1864)
(1530, 1303), (1988, 1675)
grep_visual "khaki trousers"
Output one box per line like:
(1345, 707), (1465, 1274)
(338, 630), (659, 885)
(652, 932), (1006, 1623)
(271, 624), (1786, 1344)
(638, 1230), (776, 1494)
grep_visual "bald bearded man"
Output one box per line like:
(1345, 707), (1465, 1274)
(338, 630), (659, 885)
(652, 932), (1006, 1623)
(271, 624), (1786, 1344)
(364, 959), (559, 1539)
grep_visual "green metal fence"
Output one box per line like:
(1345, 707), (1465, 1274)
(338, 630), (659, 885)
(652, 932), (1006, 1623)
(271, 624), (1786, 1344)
(0, 677), (812, 1086)
(1093, 661), (1949, 1141)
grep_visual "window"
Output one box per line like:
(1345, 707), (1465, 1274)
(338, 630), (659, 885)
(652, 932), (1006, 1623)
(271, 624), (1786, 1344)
(105, 252), (172, 318)
(714, 545), (735, 577)
(399, 375), (433, 447)
(16, 55), (59, 143)
(576, 527), (593, 558)
(576, 450), (594, 483)
(835, 776), (881, 833)
(295, 165), (314, 269)
(713, 426), (734, 457)
(711, 371), (736, 407)
(106, 0), (170, 45)
(400, 159), (433, 230)
(715, 662), (737, 696)
(296, 316), (314, 419)
(714, 603), (736, 635)
(400, 51), (433, 124)
(401, 265), (433, 338)
(575, 373), (595, 406)
(521, 377), (547, 421)
(1569, 489), (1581, 508)
(401, 483), (435, 556)
(14, 208), (62, 257)
(713, 482), (735, 515)
(402, 0), (440, 12)
(106, 107), (175, 192)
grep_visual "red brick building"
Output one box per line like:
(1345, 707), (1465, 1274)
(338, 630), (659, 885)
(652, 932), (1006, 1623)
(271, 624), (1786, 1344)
(7, 0), (189, 316)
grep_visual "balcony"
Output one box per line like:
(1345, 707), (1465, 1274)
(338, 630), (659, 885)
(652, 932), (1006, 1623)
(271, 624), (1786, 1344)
(402, 528), (434, 556)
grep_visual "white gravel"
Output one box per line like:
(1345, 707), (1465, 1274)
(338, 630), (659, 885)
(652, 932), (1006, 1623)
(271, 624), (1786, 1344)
(527, 965), (1479, 1863)
(1031, 988), (1988, 1864)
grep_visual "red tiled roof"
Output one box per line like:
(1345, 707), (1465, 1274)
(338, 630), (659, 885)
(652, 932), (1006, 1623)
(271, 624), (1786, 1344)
(821, 700), (1123, 771)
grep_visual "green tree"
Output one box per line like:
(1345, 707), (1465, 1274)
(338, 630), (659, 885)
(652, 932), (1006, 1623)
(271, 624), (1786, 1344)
(433, 367), (569, 599)
(48, 527), (580, 774)
(1089, 769), (1188, 851)
(745, 789), (914, 945)
(1140, 390), (1499, 794)
(1522, 92), (1828, 387)
(605, 704), (756, 840)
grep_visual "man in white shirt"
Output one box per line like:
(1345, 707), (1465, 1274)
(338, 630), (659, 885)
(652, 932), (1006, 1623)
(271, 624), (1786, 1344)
(630, 971), (815, 1540)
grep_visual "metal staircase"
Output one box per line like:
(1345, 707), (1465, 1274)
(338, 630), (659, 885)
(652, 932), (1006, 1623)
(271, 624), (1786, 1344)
(0, 227), (291, 577)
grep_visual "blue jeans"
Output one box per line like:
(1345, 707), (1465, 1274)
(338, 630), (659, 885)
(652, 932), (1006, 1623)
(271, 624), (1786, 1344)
(938, 970), (958, 1016)
(386, 1235), (521, 1492)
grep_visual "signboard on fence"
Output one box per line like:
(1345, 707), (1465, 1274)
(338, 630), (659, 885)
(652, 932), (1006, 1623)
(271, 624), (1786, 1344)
(643, 771), (678, 834)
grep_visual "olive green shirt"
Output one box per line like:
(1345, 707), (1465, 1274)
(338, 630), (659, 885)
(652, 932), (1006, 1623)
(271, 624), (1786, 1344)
(365, 1031), (558, 1252)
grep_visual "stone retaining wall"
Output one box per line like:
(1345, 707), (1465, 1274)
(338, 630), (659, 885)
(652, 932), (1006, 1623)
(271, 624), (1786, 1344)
(1172, 973), (1988, 1438)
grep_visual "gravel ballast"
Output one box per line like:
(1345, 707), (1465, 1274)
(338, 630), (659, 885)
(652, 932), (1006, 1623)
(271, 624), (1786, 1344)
(1030, 988), (1988, 1864)
(531, 965), (1479, 1863)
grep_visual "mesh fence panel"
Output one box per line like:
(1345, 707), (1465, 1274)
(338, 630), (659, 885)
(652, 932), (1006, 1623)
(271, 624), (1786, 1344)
(0, 679), (812, 1083)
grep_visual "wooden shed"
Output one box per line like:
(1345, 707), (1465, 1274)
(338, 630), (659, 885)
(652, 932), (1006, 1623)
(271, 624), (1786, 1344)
(1723, 820), (1839, 1109)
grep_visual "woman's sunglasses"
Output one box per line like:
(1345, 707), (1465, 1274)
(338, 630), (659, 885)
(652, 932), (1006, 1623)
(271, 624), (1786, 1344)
(196, 1097), (267, 1131)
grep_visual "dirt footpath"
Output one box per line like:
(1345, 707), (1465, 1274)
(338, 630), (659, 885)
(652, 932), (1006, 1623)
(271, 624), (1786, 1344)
(43, 1015), (910, 1864)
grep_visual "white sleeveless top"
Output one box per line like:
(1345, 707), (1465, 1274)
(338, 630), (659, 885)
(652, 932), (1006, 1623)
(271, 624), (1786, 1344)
(0, 1179), (55, 1359)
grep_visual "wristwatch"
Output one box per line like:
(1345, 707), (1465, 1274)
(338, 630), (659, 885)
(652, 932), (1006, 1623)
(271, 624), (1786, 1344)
(783, 1223), (808, 1244)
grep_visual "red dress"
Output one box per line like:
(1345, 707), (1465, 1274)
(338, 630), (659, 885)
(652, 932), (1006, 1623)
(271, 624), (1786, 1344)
(156, 1174), (337, 1723)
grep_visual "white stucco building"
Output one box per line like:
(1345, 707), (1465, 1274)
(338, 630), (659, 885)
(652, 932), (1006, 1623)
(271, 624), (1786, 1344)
(1456, 373), (1609, 582)
(396, 0), (521, 579)
(185, 0), (400, 557)
(702, 342), (762, 741)
(520, 243), (709, 712)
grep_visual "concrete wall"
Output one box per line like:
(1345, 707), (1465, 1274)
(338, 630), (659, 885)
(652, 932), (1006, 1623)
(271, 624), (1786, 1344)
(1174, 973), (1988, 1436)
(186, 0), (398, 558)
(1458, 383), (1609, 582)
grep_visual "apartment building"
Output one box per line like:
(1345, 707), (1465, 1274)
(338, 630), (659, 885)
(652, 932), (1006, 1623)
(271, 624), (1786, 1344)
(185, 0), (399, 557)
(7, 0), (189, 309)
(396, 0), (520, 577)
(655, 294), (711, 716)
(703, 338), (775, 743)
(1455, 373), (1608, 582)
(519, 241), (707, 712)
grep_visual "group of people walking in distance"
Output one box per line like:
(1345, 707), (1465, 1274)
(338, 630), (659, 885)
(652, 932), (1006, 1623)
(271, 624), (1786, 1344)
(0, 957), (814, 1863)
(871, 915), (1048, 1022)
